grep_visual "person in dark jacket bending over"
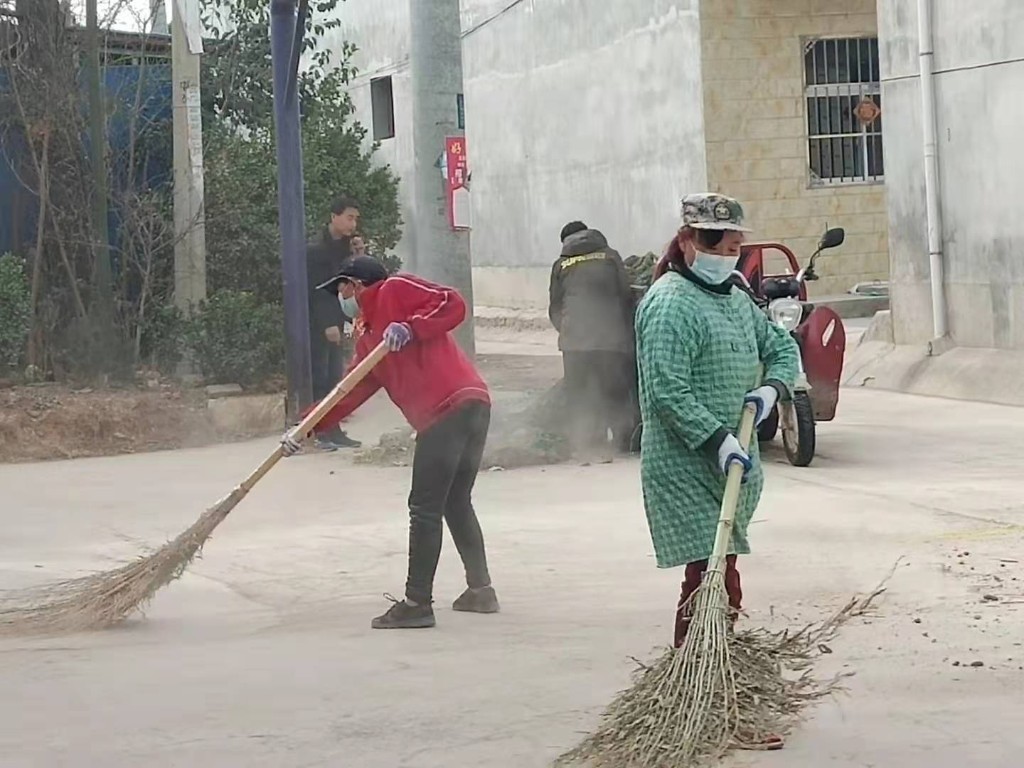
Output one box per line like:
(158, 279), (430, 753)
(305, 195), (362, 450)
(549, 221), (638, 459)
(281, 256), (499, 630)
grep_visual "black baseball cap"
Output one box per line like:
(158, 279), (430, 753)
(316, 256), (390, 293)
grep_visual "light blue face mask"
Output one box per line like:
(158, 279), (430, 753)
(338, 294), (360, 319)
(690, 250), (739, 285)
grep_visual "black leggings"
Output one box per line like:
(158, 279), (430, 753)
(405, 401), (492, 605)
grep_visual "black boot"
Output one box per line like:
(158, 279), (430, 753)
(334, 431), (362, 449)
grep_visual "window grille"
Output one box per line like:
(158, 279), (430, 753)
(804, 37), (884, 186)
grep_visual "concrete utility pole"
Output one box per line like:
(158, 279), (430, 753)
(270, 0), (313, 418)
(171, 0), (206, 315)
(408, 0), (475, 355)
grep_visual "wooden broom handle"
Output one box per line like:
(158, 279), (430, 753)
(707, 403), (757, 573)
(289, 340), (390, 439)
(237, 341), (390, 493)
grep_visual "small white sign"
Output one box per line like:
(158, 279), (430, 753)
(451, 186), (472, 230)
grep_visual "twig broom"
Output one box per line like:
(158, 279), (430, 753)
(556, 403), (759, 768)
(644, 403), (758, 762)
(0, 341), (390, 637)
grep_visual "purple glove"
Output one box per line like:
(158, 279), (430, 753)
(383, 322), (412, 352)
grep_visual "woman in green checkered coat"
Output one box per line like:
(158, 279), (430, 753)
(635, 193), (799, 648)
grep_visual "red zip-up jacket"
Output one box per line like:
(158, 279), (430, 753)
(313, 273), (490, 435)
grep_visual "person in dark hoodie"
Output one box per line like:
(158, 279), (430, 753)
(305, 194), (362, 450)
(549, 221), (637, 460)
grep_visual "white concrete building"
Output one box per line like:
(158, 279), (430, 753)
(879, 0), (1024, 352)
(326, 0), (887, 309)
(841, 0), (1024, 407)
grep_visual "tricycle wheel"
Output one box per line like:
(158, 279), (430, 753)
(782, 391), (816, 467)
(629, 422), (643, 455)
(757, 406), (779, 443)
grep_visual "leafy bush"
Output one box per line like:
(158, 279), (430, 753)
(185, 290), (284, 387)
(139, 303), (186, 374)
(0, 253), (32, 373)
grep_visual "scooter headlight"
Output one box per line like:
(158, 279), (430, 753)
(768, 298), (802, 331)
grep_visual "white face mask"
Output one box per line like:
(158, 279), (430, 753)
(338, 294), (360, 319)
(690, 250), (739, 285)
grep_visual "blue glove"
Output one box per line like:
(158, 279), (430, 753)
(717, 433), (753, 482)
(383, 322), (412, 352)
(744, 385), (779, 427)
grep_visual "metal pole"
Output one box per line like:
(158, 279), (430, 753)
(408, 0), (475, 355)
(270, 0), (312, 418)
(917, 0), (948, 344)
(171, 0), (206, 316)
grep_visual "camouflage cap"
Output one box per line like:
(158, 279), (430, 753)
(680, 192), (751, 232)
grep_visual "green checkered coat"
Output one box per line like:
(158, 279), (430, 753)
(635, 271), (799, 569)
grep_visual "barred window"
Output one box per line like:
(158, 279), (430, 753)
(804, 37), (883, 186)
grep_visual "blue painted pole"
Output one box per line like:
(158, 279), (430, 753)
(270, 0), (312, 420)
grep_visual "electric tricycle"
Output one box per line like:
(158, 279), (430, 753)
(734, 226), (847, 467)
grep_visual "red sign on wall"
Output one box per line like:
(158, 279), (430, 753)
(445, 136), (471, 230)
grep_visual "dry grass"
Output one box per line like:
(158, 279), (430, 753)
(0, 384), (217, 463)
(555, 577), (890, 768)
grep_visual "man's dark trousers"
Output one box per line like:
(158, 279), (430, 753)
(562, 350), (635, 454)
(405, 400), (492, 605)
(310, 334), (350, 442)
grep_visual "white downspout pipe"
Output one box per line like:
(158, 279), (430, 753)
(917, 0), (949, 344)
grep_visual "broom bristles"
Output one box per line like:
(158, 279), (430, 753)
(555, 571), (893, 768)
(0, 490), (239, 636)
(635, 573), (734, 765)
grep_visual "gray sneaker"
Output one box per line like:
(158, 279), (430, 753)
(371, 594), (436, 629)
(452, 586), (500, 614)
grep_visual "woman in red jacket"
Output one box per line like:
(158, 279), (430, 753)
(282, 257), (498, 630)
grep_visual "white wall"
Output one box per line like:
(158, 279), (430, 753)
(879, 0), (1024, 349)
(461, 0), (706, 306)
(323, 0), (706, 308)
(322, 1), (417, 271)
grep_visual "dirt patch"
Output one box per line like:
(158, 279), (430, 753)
(0, 353), (566, 465)
(0, 384), (261, 464)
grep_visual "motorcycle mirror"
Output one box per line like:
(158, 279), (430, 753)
(819, 227), (845, 250)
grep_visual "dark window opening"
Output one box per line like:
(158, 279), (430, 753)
(371, 76), (395, 141)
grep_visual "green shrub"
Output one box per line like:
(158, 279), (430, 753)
(186, 290), (284, 387)
(139, 303), (186, 374)
(0, 253), (31, 373)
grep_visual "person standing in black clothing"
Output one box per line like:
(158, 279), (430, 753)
(305, 195), (363, 450)
(549, 221), (639, 460)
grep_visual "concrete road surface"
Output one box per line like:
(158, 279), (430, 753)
(1, 389), (1023, 768)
